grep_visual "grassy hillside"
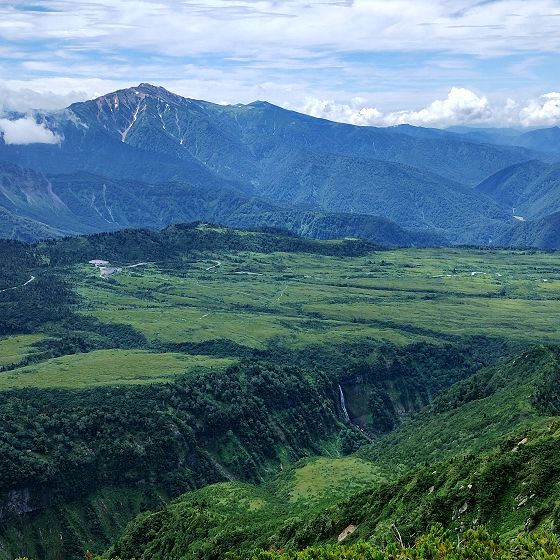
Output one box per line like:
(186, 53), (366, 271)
(0, 335), (46, 367)
(107, 456), (384, 560)
(0, 349), (233, 389)
(280, 421), (560, 550)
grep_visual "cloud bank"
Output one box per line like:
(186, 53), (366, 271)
(0, 83), (92, 113)
(298, 88), (560, 129)
(0, 116), (60, 145)
(519, 92), (560, 127)
(2, 0), (560, 59)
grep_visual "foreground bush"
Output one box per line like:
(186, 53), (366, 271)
(247, 526), (560, 560)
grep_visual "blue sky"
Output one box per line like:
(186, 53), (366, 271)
(1, 0), (559, 127)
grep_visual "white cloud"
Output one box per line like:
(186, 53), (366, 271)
(381, 88), (492, 127)
(1, 0), (560, 130)
(301, 97), (383, 126)
(519, 92), (560, 127)
(0, 81), (110, 112)
(295, 88), (495, 128)
(0, 116), (61, 145)
(295, 88), (560, 129)
(1, 80), (560, 130)
(2, 0), (560, 58)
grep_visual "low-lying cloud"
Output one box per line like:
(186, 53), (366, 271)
(0, 116), (61, 145)
(299, 88), (560, 129)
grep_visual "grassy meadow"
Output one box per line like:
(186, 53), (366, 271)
(0, 334), (46, 367)
(2, 246), (559, 391)
(0, 349), (233, 389)
(75, 248), (560, 351)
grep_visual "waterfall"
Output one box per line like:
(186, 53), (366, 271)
(338, 384), (374, 441)
(339, 384), (351, 422)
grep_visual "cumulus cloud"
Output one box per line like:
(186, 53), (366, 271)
(0, 116), (60, 145)
(297, 88), (495, 128)
(301, 97), (383, 126)
(519, 92), (560, 127)
(1, 80), (560, 131)
(382, 88), (493, 127)
(296, 88), (560, 129)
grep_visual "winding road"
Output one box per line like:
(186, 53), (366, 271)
(205, 260), (221, 271)
(0, 275), (35, 293)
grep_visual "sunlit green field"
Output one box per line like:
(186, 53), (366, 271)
(174, 454), (385, 518)
(285, 456), (385, 506)
(0, 334), (46, 367)
(3, 247), (558, 391)
(0, 349), (232, 389)
(73, 248), (560, 351)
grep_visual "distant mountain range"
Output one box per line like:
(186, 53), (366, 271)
(448, 124), (560, 155)
(1, 83), (559, 247)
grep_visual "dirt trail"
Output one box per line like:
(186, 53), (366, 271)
(125, 262), (148, 269)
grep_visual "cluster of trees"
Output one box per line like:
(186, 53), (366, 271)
(37, 223), (378, 267)
(532, 349), (560, 416)
(0, 275), (76, 335)
(92, 420), (560, 560)
(0, 240), (38, 287)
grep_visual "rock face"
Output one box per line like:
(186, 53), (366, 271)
(0, 488), (35, 519)
(337, 524), (357, 542)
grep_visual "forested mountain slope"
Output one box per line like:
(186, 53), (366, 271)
(106, 346), (560, 560)
(1, 84), (551, 245)
(0, 162), (443, 246)
(497, 211), (560, 250)
(476, 160), (560, 219)
(108, 421), (560, 559)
